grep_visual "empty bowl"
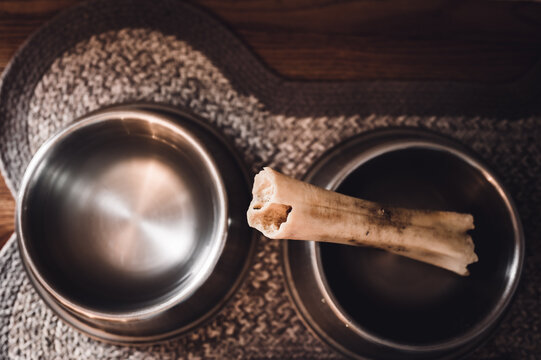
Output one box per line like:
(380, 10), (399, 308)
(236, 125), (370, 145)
(17, 105), (256, 343)
(283, 128), (524, 359)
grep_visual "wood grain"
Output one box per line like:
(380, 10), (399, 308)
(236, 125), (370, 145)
(0, 0), (80, 74)
(0, 177), (14, 248)
(1, 0), (540, 247)
(194, 0), (541, 81)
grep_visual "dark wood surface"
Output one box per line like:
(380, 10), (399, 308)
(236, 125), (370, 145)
(1, 0), (541, 247)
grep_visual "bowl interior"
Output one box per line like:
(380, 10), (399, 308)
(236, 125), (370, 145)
(21, 117), (226, 314)
(319, 147), (518, 345)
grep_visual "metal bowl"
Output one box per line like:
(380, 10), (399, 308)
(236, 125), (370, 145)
(283, 128), (524, 359)
(17, 104), (256, 343)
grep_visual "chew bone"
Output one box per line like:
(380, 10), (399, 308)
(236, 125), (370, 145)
(247, 167), (478, 276)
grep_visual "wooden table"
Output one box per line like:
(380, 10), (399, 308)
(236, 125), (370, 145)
(1, 0), (541, 248)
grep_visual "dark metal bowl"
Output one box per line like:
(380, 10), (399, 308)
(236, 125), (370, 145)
(283, 128), (524, 359)
(17, 104), (256, 343)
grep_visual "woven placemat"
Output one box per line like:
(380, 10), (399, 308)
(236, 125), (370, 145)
(0, 1), (540, 359)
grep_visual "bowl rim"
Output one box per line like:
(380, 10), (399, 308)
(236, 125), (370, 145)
(16, 109), (229, 321)
(283, 127), (525, 358)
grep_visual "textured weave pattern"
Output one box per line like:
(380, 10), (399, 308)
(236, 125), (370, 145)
(0, 4), (540, 360)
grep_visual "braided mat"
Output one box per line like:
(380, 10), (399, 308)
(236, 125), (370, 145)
(0, 1), (540, 359)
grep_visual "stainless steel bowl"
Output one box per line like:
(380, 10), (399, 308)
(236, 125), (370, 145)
(283, 128), (524, 359)
(17, 105), (256, 343)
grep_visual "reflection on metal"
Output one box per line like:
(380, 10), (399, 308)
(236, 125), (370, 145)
(17, 104), (256, 344)
(283, 128), (524, 359)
